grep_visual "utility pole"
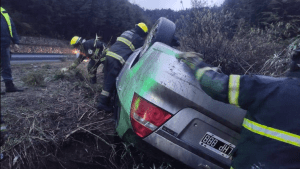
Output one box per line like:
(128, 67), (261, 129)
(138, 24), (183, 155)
(130, 0), (136, 4)
(180, 0), (184, 10)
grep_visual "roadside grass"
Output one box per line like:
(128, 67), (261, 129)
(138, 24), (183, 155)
(1, 64), (114, 168)
(42, 64), (52, 69)
(53, 68), (102, 98)
(1, 62), (181, 169)
(21, 71), (46, 87)
(259, 36), (300, 76)
(177, 1), (299, 76)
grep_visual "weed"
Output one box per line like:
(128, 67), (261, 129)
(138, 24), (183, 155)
(42, 64), (52, 69)
(21, 71), (46, 87)
(53, 71), (66, 80)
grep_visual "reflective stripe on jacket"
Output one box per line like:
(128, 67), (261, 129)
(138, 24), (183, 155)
(117, 37), (135, 51)
(194, 62), (300, 168)
(1, 7), (12, 37)
(106, 51), (125, 65)
(106, 29), (144, 64)
(1, 7), (19, 47)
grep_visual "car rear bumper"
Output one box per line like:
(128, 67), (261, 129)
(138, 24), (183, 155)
(143, 108), (239, 169)
(121, 129), (190, 168)
(145, 129), (227, 169)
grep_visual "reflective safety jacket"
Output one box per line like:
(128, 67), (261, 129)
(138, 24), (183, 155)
(70, 39), (106, 69)
(194, 62), (300, 169)
(1, 7), (19, 48)
(106, 28), (144, 64)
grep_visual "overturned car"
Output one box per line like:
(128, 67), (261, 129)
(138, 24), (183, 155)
(113, 17), (246, 169)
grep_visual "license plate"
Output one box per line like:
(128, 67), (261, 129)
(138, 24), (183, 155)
(199, 132), (235, 158)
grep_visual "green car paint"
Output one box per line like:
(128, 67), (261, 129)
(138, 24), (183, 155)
(116, 46), (158, 137)
(129, 47), (153, 78)
(139, 78), (157, 98)
(116, 43), (182, 138)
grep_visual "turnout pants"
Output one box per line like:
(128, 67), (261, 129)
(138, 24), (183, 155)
(102, 56), (123, 97)
(1, 47), (13, 82)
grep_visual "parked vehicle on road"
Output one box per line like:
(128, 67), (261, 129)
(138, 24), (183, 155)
(113, 17), (246, 169)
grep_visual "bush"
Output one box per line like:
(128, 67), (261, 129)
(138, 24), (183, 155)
(176, 3), (289, 76)
(22, 71), (46, 87)
(260, 36), (300, 76)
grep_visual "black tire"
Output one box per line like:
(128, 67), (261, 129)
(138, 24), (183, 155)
(140, 17), (176, 56)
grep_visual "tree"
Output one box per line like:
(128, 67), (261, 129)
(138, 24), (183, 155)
(1, 0), (150, 42)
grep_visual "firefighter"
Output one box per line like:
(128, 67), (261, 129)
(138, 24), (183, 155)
(1, 7), (23, 94)
(97, 23), (148, 111)
(178, 45), (300, 168)
(61, 35), (107, 84)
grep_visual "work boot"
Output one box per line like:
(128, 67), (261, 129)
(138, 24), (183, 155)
(97, 95), (112, 112)
(5, 80), (24, 92)
(90, 76), (97, 84)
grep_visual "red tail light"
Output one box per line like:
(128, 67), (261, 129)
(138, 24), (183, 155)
(130, 93), (172, 138)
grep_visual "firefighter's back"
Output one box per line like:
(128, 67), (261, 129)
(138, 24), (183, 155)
(232, 76), (300, 169)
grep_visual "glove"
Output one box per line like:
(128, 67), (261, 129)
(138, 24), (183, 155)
(177, 52), (203, 70)
(60, 67), (69, 73)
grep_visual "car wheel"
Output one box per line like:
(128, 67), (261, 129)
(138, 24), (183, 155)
(140, 17), (176, 57)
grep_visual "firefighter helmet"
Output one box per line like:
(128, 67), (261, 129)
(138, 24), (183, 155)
(136, 23), (148, 33)
(70, 36), (82, 46)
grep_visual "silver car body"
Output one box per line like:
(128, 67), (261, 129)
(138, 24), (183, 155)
(116, 42), (247, 169)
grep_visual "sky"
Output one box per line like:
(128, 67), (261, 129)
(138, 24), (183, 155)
(129, 0), (225, 11)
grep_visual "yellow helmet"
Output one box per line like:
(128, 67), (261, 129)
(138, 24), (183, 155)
(70, 36), (81, 45)
(136, 22), (148, 33)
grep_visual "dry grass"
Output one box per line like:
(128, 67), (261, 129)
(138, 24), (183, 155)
(1, 64), (114, 168)
(259, 36), (300, 76)
(1, 62), (180, 169)
(21, 71), (46, 87)
(176, 2), (297, 76)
